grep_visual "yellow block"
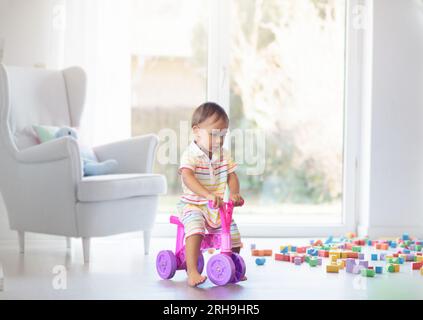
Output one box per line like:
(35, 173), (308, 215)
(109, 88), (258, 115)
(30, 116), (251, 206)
(341, 252), (349, 259)
(394, 264), (400, 273)
(417, 256), (423, 263)
(420, 267), (423, 276)
(326, 265), (340, 273)
(337, 260), (345, 269)
(385, 255), (393, 261)
(329, 251), (341, 259)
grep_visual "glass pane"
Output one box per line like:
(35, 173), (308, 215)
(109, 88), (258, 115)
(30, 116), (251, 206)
(130, 0), (209, 216)
(229, 0), (347, 224)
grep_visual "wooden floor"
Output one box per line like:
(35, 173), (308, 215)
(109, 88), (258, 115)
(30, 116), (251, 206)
(0, 237), (422, 300)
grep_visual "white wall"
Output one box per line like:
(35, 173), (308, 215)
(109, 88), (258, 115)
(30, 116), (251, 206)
(0, 0), (65, 68)
(358, 0), (423, 237)
(0, 0), (66, 241)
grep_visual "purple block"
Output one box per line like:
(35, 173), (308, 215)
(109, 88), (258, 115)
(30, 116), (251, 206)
(352, 265), (363, 274)
(294, 257), (302, 265)
(380, 253), (386, 261)
(359, 260), (369, 268)
(407, 254), (415, 262)
(346, 259), (356, 273)
(358, 253), (365, 260)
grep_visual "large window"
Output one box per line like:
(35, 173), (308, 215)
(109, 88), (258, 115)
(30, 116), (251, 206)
(130, 0), (209, 216)
(228, 0), (347, 225)
(130, 0), (351, 230)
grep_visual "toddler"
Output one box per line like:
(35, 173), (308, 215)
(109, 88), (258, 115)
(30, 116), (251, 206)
(178, 102), (245, 287)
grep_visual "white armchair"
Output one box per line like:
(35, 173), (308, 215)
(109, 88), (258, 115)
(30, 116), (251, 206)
(0, 64), (167, 263)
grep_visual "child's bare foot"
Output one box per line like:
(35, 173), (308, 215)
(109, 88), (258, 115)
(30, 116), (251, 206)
(240, 275), (248, 281)
(187, 271), (207, 287)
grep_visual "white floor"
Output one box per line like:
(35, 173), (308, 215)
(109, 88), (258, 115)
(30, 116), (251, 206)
(0, 237), (423, 300)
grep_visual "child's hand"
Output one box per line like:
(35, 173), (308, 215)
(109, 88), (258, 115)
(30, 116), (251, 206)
(207, 193), (223, 209)
(230, 193), (244, 207)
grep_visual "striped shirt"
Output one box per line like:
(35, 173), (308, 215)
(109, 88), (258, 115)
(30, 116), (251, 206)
(178, 141), (237, 205)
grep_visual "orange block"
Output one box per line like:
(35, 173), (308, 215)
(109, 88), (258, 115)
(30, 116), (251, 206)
(252, 249), (273, 257)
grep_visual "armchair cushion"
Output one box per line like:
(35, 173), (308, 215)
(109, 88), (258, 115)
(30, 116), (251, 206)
(77, 173), (167, 202)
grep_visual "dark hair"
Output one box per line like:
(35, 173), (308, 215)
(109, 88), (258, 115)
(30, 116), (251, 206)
(191, 102), (229, 128)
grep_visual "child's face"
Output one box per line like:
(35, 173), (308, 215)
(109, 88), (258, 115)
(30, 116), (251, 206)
(193, 115), (228, 153)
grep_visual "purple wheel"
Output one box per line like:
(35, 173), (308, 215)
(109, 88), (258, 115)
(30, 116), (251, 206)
(179, 249), (205, 274)
(156, 250), (177, 280)
(230, 253), (246, 283)
(197, 253), (205, 274)
(207, 254), (236, 286)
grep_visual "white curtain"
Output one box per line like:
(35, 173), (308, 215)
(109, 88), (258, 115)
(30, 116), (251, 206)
(63, 0), (131, 146)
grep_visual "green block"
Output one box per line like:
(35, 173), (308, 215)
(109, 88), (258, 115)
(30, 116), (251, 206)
(309, 259), (318, 267)
(386, 264), (395, 273)
(361, 269), (375, 277)
(352, 246), (362, 253)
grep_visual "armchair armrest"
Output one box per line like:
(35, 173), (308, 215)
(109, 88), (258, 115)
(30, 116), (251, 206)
(16, 137), (80, 164)
(93, 134), (159, 174)
(16, 137), (82, 182)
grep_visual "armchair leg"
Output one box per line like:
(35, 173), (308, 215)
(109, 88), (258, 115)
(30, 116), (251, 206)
(66, 237), (71, 249)
(143, 230), (151, 255)
(82, 238), (90, 264)
(17, 231), (24, 254)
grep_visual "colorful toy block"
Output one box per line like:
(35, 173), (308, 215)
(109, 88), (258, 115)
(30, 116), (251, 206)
(318, 250), (329, 258)
(337, 260), (345, 270)
(326, 264), (340, 273)
(275, 253), (290, 262)
(294, 257), (303, 265)
(250, 244), (256, 250)
(412, 262), (422, 270)
(345, 232), (356, 239)
(252, 249), (273, 257)
(255, 258), (266, 266)
(375, 266), (383, 274)
(421, 267), (423, 276)
(352, 246), (362, 253)
(386, 264), (395, 273)
(361, 268), (375, 277)
(371, 254), (378, 261)
(308, 257), (319, 267)
(358, 253), (365, 260)
(296, 247), (307, 254)
(402, 233), (410, 241)
(359, 260), (369, 269)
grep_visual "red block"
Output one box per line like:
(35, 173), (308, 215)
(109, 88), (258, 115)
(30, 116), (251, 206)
(318, 250), (329, 258)
(412, 262), (423, 270)
(296, 247), (307, 254)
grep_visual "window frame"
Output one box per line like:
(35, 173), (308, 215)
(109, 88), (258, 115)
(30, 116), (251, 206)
(154, 0), (364, 237)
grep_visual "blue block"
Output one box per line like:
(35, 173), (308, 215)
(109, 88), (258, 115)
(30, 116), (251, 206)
(255, 258), (266, 266)
(280, 247), (288, 254)
(375, 266), (383, 274)
(402, 233), (410, 241)
(367, 240), (372, 246)
(325, 236), (333, 244)
(371, 254), (378, 261)
(403, 249), (410, 254)
(398, 257), (404, 264)
(390, 242), (397, 248)
(290, 246), (297, 252)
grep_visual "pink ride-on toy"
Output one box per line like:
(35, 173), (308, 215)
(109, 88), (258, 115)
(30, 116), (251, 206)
(156, 200), (246, 286)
